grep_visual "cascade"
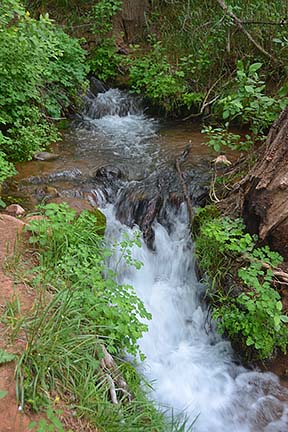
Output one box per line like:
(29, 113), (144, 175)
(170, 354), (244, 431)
(9, 88), (288, 431)
(84, 89), (288, 431)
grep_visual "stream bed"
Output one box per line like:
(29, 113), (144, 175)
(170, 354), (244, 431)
(5, 89), (288, 431)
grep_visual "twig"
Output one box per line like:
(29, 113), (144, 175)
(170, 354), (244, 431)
(216, 0), (277, 62)
(106, 374), (118, 405)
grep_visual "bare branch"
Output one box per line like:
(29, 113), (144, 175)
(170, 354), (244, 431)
(216, 0), (277, 62)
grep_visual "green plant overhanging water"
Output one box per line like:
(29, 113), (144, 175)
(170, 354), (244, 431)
(0, 0), (87, 185)
(201, 61), (288, 153)
(195, 211), (288, 359)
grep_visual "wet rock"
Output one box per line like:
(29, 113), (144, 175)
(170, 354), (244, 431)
(94, 165), (124, 181)
(5, 204), (25, 216)
(89, 77), (107, 96)
(25, 169), (82, 185)
(33, 152), (59, 161)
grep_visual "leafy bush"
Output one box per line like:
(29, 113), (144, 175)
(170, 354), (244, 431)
(216, 61), (287, 134)
(26, 203), (150, 357)
(89, 38), (122, 81)
(128, 41), (196, 112)
(201, 126), (253, 153)
(0, 0), (87, 176)
(89, 0), (123, 81)
(195, 214), (288, 359)
(149, 0), (288, 102)
(0, 151), (16, 185)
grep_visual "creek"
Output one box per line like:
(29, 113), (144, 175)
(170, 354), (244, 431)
(5, 88), (288, 431)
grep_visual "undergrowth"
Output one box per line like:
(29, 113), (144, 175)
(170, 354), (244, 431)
(195, 207), (288, 360)
(12, 203), (188, 431)
(0, 0), (87, 186)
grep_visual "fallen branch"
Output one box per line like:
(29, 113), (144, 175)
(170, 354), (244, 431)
(175, 144), (194, 228)
(216, 0), (276, 62)
(99, 345), (132, 403)
(106, 374), (118, 405)
(240, 253), (288, 285)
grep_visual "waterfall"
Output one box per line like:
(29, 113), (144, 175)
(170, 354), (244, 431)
(83, 89), (288, 432)
(103, 203), (288, 432)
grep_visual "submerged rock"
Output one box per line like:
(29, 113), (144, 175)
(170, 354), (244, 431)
(33, 152), (59, 161)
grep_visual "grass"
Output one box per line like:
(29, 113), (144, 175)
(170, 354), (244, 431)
(2, 202), (194, 431)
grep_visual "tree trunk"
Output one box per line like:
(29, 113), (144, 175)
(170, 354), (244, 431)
(241, 107), (288, 259)
(114, 0), (149, 43)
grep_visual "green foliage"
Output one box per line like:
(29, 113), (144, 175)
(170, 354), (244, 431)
(89, 0), (122, 81)
(0, 348), (16, 365)
(29, 408), (64, 432)
(92, 0), (122, 36)
(216, 61), (287, 135)
(201, 126), (253, 153)
(128, 42), (185, 111)
(128, 41), (204, 113)
(0, 149), (16, 184)
(0, 390), (8, 400)
(0, 0), (87, 180)
(201, 61), (287, 153)
(195, 213), (288, 359)
(26, 203), (150, 357)
(149, 0), (287, 98)
(89, 38), (122, 81)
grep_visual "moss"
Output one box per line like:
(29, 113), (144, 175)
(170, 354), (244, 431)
(92, 208), (107, 236)
(192, 204), (220, 236)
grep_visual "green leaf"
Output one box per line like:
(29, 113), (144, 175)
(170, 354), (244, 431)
(0, 349), (16, 365)
(246, 336), (254, 346)
(274, 315), (281, 327)
(248, 63), (262, 74)
(0, 390), (8, 400)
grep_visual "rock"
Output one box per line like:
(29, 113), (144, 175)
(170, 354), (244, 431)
(24, 215), (45, 224)
(5, 204), (25, 216)
(89, 76), (107, 96)
(33, 152), (59, 161)
(47, 197), (94, 215)
(94, 165), (124, 180)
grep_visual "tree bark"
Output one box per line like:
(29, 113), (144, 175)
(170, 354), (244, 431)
(241, 107), (288, 259)
(114, 0), (149, 43)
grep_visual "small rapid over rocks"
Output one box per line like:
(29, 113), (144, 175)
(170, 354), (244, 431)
(5, 88), (288, 431)
(105, 204), (288, 432)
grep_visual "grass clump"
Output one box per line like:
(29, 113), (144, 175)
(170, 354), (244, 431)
(14, 203), (186, 431)
(195, 210), (288, 360)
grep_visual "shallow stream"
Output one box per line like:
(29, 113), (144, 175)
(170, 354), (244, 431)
(5, 89), (288, 431)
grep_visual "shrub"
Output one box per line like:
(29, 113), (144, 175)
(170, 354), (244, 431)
(216, 61), (287, 135)
(0, 0), (87, 167)
(195, 214), (288, 359)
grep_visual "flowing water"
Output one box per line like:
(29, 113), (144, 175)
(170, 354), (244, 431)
(6, 89), (288, 431)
